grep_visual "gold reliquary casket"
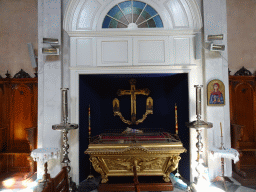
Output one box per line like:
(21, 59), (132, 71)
(85, 131), (186, 183)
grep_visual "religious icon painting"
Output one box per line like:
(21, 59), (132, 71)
(207, 79), (225, 106)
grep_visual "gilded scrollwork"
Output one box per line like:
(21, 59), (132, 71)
(90, 157), (108, 183)
(104, 158), (132, 171)
(103, 157), (166, 173)
(163, 155), (181, 182)
(139, 157), (165, 170)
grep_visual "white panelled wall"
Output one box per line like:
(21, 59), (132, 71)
(38, 0), (230, 184)
(69, 35), (196, 67)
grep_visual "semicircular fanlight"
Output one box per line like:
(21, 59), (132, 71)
(102, 1), (163, 29)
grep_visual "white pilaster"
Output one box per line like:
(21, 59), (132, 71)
(38, 0), (62, 179)
(203, 0), (231, 180)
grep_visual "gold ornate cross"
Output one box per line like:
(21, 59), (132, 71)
(113, 79), (153, 125)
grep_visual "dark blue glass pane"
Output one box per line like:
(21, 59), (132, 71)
(145, 4), (157, 16)
(141, 9), (151, 20)
(107, 5), (120, 17)
(102, 16), (111, 28)
(147, 18), (156, 28)
(133, 1), (146, 10)
(153, 15), (163, 28)
(119, 1), (131, 12)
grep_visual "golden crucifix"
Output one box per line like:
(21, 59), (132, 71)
(113, 79), (153, 125)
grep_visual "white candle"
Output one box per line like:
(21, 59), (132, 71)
(220, 122), (223, 137)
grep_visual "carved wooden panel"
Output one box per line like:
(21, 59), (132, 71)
(10, 84), (33, 150)
(235, 83), (254, 143)
(0, 84), (3, 128)
(0, 81), (7, 153)
(229, 74), (256, 174)
(0, 74), (37, 173)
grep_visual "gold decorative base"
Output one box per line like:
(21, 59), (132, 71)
(86, 143), (185, 183)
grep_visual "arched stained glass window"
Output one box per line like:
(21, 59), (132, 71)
(102, 1), (163, 29)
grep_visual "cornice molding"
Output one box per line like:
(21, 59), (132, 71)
(66, 30), (199, 37)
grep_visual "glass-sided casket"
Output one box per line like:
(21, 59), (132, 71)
(85, 130), (186, 183)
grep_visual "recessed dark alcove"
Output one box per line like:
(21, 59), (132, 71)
(79, 73), (189, 182)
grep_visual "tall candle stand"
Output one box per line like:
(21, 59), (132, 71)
(186, 85), (213, 192)
(52, 88), (79, 191)
(87, 105), (94, 180)
(220, 123), (226, 184)
(212, 122), (233, 192)
(174, 103), (181, 178)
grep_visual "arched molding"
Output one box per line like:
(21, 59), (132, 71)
(63, 0), (202, 34)
(183, 0), (202, 30)
(163, 0), (202, 30)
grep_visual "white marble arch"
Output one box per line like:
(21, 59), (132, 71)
(63, 0), (203, 33)
(60, 0), (231, 185)
(63, 0), (204, 184)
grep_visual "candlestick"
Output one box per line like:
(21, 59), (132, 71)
(52, 88), (79, 191)
(61, 88), (69, 124)
(87, 104), (94, 179)
(88, 105), (91, 142)
(220, 122), (223, 137)
(186, 85), (213, 191)
(175, 103), (178, 135)
(220, 122), (225, 150)
(195, 85), (202, 121)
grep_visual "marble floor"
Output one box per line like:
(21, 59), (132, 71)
(172, 178), (256, 192)
(1, 174), (256, 192)
(172, 177), (256, 192)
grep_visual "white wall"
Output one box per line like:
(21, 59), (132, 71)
(227, 0), (256, 75)
(0, 0), (38, 78)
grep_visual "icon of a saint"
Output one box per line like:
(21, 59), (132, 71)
(209, 83), (224, 104)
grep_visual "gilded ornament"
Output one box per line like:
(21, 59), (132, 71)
(113, 79), (153, 125)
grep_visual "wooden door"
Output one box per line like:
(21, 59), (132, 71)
(229, 75), (256, 169)
(10, 83), (33, 151)
(0, 70), (37, 173)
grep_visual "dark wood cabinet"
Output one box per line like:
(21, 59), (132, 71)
(229, 72), (256, 185)
(0, 70), (37, 174)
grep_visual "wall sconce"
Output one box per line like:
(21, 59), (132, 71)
(210, 44), (225, 51)
(43, 38), (59, 44)
(42, 38), (60, 55)
(205, 34), (225, 51)
(207, 34), (224, 41)
(42, 48), (59, 55)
